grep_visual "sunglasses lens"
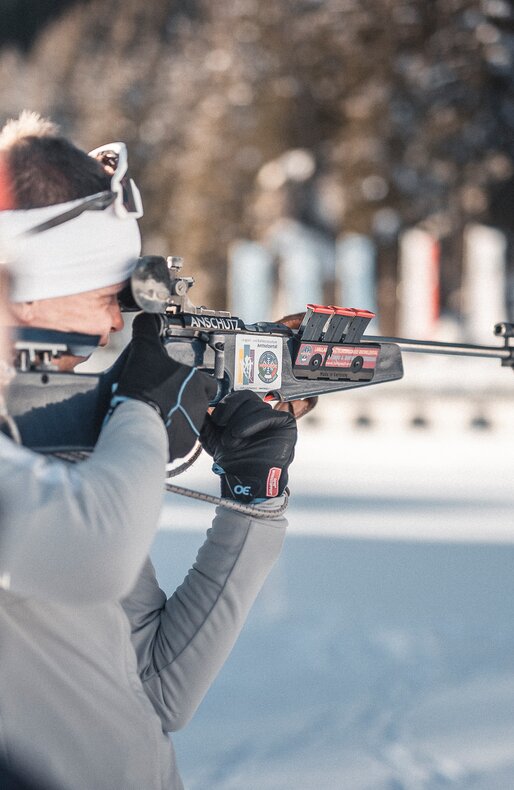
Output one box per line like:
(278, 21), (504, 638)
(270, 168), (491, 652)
(121, 176), (139, 213)
(89, 143), (143, 218)
(94, 150), (119, 175)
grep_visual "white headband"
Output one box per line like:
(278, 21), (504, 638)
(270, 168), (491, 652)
(0, 197), (141, 302)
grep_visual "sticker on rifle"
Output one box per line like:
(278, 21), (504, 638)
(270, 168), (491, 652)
(234, 335), (283, 391)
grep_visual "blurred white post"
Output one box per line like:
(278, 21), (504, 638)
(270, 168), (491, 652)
(336, 233), (379, 331)
(269, 219), (333, 316)
(462, 224), (507, 343)
(228, 240), (274, 322)
(398, 228), (440, 338)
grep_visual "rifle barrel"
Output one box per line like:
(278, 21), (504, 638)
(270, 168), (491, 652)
(366, 336), (513, 361)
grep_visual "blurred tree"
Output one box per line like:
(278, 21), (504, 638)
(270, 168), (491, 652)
(0, 0), (87, 49)
(0, 0), (513, 317)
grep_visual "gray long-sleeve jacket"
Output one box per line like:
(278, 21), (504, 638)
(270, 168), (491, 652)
(0, 400), (287, 790)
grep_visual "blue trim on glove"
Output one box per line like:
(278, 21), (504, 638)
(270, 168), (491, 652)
(164, 368), (200, 437)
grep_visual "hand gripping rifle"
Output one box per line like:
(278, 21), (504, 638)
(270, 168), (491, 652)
(6, 255), (514, 455)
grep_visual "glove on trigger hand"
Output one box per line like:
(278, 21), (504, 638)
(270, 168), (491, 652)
(115, 313), (217, 461)
(200, 390), (297, 503)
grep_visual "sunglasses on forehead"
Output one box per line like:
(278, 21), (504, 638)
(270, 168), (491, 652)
(25, 142), (143, 236)
(88, 142), (143, 219)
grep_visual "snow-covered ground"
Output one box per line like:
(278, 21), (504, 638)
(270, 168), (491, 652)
(152, 370), (514, 789)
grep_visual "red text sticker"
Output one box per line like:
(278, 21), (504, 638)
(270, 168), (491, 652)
(266, 467), (282, 498)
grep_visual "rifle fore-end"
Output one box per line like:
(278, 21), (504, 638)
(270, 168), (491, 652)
(159, 316), (403, 402)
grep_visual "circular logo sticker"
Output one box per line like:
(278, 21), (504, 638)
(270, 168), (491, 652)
(258, 350), (279, 384)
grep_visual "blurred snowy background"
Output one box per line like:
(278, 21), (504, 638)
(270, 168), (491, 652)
(3, 0), (514, 786)
(155, 363), (514, 789)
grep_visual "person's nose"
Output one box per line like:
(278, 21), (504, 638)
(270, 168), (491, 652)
(110, 303), (125, 333)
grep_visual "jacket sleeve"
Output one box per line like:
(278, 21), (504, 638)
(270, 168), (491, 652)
(0, 400), (168, 606)
(122, 501), (287, 732)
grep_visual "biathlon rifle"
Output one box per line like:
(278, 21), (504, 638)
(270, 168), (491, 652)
(6, 255), (514, 454)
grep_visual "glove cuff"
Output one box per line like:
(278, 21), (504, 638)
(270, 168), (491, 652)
(218, 466), (286, 502)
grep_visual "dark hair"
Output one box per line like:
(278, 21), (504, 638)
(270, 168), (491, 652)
(8, 135), (111, 209)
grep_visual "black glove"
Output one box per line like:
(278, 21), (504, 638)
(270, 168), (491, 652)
(200, 390), (297, 503)
(114, 313), (217, 461)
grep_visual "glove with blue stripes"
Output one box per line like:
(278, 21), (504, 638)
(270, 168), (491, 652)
(114, 313), (217, 461)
